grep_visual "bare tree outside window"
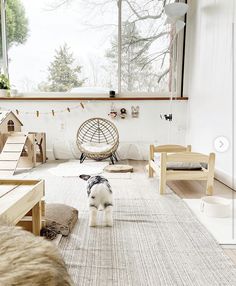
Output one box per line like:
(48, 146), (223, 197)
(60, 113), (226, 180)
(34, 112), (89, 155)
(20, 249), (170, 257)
(121, 0), (172, 93)
(3, 0), (178, 96)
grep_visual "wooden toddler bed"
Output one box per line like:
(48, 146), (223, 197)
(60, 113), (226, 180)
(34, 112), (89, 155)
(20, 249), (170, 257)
(148, 145), (215, 195)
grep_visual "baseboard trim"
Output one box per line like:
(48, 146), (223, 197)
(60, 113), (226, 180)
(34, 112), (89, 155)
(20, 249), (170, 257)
(215, 168), (236, 190)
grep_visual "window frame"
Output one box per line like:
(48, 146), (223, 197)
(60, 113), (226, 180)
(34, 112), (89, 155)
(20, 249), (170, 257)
(0, 0), (187, 99)
(1, 0), (8, 76)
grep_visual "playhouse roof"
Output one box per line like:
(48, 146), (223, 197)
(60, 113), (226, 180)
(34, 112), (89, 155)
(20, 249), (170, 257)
(0, 111), (23, 126)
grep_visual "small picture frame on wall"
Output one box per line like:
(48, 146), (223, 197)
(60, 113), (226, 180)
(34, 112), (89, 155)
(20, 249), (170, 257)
(131, 106), (139, 118)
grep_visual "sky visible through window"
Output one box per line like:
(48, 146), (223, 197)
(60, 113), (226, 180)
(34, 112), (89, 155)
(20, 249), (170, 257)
(6, 0), (173, 94)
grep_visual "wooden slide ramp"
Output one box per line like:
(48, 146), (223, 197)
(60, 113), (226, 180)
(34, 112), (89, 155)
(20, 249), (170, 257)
(0, 133), (28, 177)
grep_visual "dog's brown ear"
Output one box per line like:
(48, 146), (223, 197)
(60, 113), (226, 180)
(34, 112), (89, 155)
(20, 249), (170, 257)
(79, 174), (91, 181)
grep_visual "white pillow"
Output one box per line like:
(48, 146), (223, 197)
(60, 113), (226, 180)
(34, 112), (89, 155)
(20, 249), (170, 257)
(81, 142), (112, 153)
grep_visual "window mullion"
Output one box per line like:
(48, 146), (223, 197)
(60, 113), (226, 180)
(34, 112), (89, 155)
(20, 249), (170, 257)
(117, 0), (122, 95)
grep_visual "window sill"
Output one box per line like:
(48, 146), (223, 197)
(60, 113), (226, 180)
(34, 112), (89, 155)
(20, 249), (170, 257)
(0, 96), (188, 101)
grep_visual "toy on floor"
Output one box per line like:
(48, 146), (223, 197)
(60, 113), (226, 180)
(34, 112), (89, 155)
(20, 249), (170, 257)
(79, 174), (113, 227)
(0, 111), (46, 176)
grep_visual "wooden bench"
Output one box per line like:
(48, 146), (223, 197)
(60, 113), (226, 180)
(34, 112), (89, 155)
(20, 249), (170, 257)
(0, 179), (45, 235)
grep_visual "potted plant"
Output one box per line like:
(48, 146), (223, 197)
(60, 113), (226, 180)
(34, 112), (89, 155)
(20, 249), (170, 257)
(0, 74), (10, 96)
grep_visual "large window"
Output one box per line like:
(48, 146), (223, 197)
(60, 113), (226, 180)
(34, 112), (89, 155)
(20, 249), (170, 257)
(121, 1), (171, 94)
(0, 0), (185, 96)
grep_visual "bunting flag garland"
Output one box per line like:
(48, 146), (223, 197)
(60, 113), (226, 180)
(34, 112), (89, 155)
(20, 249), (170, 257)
(0, 102), (86, 117)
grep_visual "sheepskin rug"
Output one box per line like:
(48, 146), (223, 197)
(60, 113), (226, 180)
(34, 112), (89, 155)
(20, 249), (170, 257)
(0, 225), (73, 286)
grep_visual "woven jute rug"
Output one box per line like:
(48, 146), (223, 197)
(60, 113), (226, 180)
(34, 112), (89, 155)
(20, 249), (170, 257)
(53, 172), (236, 286)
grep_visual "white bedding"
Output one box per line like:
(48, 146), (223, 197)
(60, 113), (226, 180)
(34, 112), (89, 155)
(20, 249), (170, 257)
(154, 153), (203, 170)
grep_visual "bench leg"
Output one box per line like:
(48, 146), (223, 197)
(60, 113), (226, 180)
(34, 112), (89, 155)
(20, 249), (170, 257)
(148, 162), (154, 178)
(206, 177), (214, 195)
(159, 176), (166, 195)
(159, 153), (167, 194)
(149, 145), (154, 178)
(32, 201), (41, 235)
(206, 153), (215, 196)
(206, 185), (213, 196)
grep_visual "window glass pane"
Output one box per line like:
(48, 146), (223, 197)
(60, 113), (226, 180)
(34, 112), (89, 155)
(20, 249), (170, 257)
(121, 0), (173, 94)
(7, 0), (117, 93)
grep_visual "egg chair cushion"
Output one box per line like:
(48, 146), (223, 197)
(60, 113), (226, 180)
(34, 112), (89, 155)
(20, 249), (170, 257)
(81, 142), (113, 153)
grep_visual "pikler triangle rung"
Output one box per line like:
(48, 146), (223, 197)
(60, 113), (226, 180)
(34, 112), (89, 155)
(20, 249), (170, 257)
(0, 133), (28, 176)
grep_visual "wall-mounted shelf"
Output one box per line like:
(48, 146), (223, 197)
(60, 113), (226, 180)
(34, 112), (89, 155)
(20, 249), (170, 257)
(0, 97), (188, 101)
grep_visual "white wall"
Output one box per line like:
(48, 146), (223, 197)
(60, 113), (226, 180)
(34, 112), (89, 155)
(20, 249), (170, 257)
(184, 0), (236, 187)
(1, 100), (187, 160)
(3, 1), (235, 185)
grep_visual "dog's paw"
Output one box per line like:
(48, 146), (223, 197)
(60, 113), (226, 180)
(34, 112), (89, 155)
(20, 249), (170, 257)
(89, 222), (97, 227)
(106, 220), (113, 227)
(89, 221), (97, 227)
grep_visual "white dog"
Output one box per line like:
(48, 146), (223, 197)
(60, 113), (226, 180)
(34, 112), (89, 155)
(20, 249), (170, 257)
(79, 175), (113, 227)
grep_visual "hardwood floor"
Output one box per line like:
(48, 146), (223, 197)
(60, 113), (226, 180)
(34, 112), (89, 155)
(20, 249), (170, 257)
(167, 179), (233, 200)
(127, 160), (236, 264)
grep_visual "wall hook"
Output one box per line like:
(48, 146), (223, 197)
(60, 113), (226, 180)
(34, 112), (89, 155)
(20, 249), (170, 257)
(160, 113), (173, 121)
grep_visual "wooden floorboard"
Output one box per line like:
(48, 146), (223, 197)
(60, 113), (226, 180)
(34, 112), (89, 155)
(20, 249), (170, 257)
(223, 249), (236, 264)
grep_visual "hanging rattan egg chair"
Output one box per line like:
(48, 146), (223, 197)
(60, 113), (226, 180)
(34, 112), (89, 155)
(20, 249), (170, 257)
(76, 118), (119, 164)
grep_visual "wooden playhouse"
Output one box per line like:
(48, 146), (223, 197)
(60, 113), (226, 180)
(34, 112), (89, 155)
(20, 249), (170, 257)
(0, 111), (46, 176)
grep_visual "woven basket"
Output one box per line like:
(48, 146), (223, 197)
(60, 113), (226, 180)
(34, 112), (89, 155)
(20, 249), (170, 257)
(76, 118), (119, 163)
